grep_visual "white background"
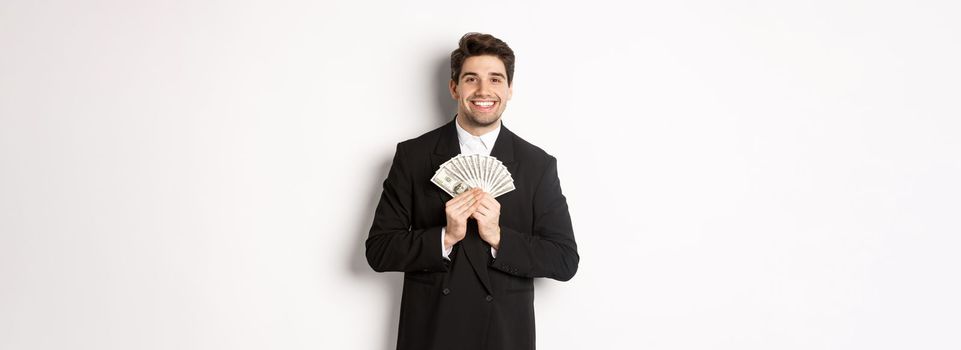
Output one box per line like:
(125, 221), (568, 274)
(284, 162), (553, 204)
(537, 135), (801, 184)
(2, 0), (959, 349)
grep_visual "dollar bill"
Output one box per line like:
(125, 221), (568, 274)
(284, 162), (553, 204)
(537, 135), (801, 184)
(431, 154), (515, 198)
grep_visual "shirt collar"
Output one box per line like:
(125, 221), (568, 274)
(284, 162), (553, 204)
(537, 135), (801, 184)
(454, 117), (501, 151)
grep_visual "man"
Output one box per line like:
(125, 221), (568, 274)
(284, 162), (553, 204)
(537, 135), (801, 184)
(367, 32), (579, 350)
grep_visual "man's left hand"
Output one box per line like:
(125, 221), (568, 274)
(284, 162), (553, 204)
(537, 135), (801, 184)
(471, 191), (501, 250)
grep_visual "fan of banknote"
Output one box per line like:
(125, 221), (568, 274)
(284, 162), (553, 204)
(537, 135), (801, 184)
(431, 154), (515, 198)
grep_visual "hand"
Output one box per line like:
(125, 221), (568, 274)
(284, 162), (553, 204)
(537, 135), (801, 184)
(444, 188), (482, 249)
(471, 191), (502, 250)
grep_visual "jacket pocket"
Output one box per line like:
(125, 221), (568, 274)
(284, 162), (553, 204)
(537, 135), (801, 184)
(504, 275), (534, 293)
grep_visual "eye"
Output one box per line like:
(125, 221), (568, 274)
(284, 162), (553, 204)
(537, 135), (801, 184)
(491, 78), (502, 83)
(464, 77), (476, 83)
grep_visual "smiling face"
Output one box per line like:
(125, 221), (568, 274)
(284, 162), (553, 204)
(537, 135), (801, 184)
(449, 55), (513, 131)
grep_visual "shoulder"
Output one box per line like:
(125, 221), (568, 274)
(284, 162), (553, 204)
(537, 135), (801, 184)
(508, 129), (558, 167)
(395, 122), (448, 152)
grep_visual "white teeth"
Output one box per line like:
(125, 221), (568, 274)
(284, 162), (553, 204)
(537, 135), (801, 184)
(473, 101), (494, 107)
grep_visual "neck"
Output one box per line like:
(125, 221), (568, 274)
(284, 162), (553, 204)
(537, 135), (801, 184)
(455, 115), (501, 136)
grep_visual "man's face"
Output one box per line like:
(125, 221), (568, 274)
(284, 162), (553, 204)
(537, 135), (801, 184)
(449, 55), (513, 129)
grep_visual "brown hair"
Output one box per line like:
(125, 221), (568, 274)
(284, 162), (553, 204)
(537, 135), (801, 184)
(450, 32), (515, 85)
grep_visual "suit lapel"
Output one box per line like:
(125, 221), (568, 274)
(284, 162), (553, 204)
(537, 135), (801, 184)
(489, 123), (517, 179)
(431, 119), (460, 204)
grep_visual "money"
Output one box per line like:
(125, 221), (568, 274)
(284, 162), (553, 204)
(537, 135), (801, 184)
(431, 154), (515, 198)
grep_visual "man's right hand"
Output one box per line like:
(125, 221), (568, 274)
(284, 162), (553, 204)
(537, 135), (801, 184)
(444, 188), (481, 249)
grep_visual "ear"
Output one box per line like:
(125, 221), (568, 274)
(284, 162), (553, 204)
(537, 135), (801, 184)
(449, 80), (459, 100)
(506, 81), (513, 101)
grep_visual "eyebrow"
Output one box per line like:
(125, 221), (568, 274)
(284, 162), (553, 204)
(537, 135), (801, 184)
(461, 72), (507, 79)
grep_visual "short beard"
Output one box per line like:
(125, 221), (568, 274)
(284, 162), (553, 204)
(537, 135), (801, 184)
(459, 110), (502, 129)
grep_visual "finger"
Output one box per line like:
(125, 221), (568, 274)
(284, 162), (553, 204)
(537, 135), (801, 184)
(477, 196), (499, 211)
(473, 205), (490, 218)
(472, 211), (490, 223)
(478, 192), (497, 205)
(467, 198), (483, 214)
(476, 195), (492, 209)
(457, 198), (481, 216)
(449, 193), (478, 210)
(461, 195), (478, 209)
(456, 188), (480, 201)
(447, 190), (474, 207)
(459, 200), (478, 215)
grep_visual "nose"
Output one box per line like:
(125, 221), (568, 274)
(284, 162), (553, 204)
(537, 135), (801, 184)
(476, 79), (493, 96)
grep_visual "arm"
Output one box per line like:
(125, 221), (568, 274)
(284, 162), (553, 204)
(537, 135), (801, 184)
(365, 143), (448, 273)
(489, 156), (579, 281)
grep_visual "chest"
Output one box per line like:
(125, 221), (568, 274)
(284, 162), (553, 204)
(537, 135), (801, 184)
(412, 160), (534, 233)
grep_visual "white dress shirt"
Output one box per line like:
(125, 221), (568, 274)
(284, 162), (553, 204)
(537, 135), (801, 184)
(441, 119), (501, 260)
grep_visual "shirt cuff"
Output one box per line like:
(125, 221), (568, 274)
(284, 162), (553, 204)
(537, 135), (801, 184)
(441, 227), (453, 260)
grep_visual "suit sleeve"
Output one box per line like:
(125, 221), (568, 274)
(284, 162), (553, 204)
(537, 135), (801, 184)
(490, 156), (579, 281)
(366, 142), (449, 273)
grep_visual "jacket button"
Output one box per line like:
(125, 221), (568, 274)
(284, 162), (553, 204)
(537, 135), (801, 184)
(442, 288), (450, 295)
(485, 295), (493, 302)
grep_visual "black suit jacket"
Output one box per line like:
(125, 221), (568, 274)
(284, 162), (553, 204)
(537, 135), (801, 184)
(367, 119), (579, 350)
